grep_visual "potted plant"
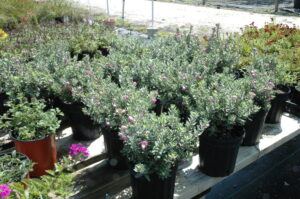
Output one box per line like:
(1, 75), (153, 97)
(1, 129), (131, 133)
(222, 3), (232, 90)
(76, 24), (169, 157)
(0, 151), (34, 184)
(0, 94), (62, 177)
(120, 107), (207, 199)
(241, 67), (275, 146)
(192, 73), (259, 177)
(83, 82), (158, 170)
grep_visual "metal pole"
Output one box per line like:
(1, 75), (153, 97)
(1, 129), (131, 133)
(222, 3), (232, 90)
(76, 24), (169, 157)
(275, 0), (279, 12)
(122, 0), (125, 25)
(152, 0), (154, 27)
(107, 0), (110, 16)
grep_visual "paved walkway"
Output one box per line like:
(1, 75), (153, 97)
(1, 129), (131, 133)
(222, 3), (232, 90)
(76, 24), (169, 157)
(75, 0), (300, 34)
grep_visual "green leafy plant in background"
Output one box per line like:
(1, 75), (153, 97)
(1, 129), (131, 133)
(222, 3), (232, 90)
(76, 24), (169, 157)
(0, 151), (34, 184)
(0, 94), (62, 140)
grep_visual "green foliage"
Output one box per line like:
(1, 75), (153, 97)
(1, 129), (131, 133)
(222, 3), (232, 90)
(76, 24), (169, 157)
(0, 151), (34, 184)
(121, 106), (208, 180)
(0, 94), (62, 140)
(10, 157), (75, 199)
(191, 73), (260, 137)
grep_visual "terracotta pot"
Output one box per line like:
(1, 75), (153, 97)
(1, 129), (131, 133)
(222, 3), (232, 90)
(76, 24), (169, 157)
(12, 135), (57, 177)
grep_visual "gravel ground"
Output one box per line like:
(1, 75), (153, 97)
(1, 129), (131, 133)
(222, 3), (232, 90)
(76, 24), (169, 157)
(74, 0), (300, 34)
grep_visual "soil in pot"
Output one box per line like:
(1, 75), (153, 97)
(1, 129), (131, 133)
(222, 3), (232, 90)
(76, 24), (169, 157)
(12, 135), (57, 178)
(103, 127), (128, 170)
(266, 85), (291, 124)
(54, 100), (101, 140)
(242, 108), (268, 146)
(199, 130), (243, 177)
(130, 164), (178, 199)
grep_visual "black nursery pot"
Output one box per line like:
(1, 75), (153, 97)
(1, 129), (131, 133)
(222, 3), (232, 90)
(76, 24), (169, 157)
(103, 127), (128, 170)
(266, 85), (291, 124)
(242, 108), (268, 146)
(199, 132), (243, 177)
(291, 87), (300, 106)
(0, 92), (9, 116)
(130, 164), (178, 199)
(54, 100), (101, 140)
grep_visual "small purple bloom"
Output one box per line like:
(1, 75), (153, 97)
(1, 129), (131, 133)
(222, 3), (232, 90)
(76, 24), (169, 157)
(120, 125), (128, 130)
(77, 86), (82, 91)
(86, 71), (94, 76)
(181, 86), (187, 92)
(151, 98), (157, 104)
(95, 102), (101, 106)
(267, 82), (275, 88)
(35, 66), (40, 70)
(140, 141), (149, 150)
(123, 95), (129, 100)
(105, 121), (110, 127)
(128, 116), (136, 123)
(0, 184), (11, 199)
(231, 95), (238, 98)
(118, 132), (128, 142)
(112, 104), (117, 108)
(251, 93), (257, 99)
(262, 88), (268, 92)
(250, 70), (257, 77)
(210, 98), (217, 103)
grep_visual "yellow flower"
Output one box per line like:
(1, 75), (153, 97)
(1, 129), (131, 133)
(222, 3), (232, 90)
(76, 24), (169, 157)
(0, 29), (8, 40)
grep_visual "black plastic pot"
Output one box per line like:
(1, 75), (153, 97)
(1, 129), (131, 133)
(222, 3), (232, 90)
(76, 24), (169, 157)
(54, 100), (101, 140)
(130, 164), (178, 199)
(295, 0), (300, 9)
(242, 108), (268, 146)
(103, 127), (128, 170)
(0, 92), (9, 116)
(199, 132), (243, 177)
(291, 87), (300, 106)
(266, 85), (291, 124)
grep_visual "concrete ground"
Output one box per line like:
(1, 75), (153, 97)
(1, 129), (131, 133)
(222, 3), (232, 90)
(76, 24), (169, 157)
(75, 0), (300, 34)
(205, 134), (300, 199)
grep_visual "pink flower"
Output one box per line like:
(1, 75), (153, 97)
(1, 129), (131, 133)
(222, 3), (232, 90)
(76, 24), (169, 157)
(151, 98), (157, 104)
(0, 184), (11, 199)
(35, 66), (40, 70)
(69, 143), (89, 157)
(176, 33), (182, 39)
(123, 95), (129, 100)
(250, 70), (257, 77)
(77, 86), (82, 90)
(140, 141), (149, 150)
(86, 71), (94, 75)
(251, 93), (257, 99)
(112, 104), (117, 108)
(128, 116), (136, 123)
(96, 102), (101, 106)
(181, 86), (187, 91)
(267, 82), (275, 88)
(231, 95), (238, 98)
(105, 121), (111, 127)
(118, 132), (128, 142)
(120, 125), (128, 130)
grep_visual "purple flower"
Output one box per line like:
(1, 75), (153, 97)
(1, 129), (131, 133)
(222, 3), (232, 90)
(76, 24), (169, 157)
(35, 66), (40, 70)
(140, 141), (149, 150)
(0, 184), (11, 199)
(120, 125), (128, 130)
(105, 121), (111, 127)
(95, 102), (101, 106)
(118, 132), (128, 142)
(210, 97), (217, 103)
(128, 116), (136, 123)
(231, 95), (238, 98)
(262, 88), (268, 92)
(267, 82), (275, 88)
(69, 143), (89, 157)
(162, 76), (167, 80)
(112, 104), (117, 108)
(123, 95), (129, 100)
(251, 93), (257, 99)
(151, 98), (157, 104)
(176, 33), (182, 39)
(250, 70), (257, 77)
(77, 86), (82, 91)
(197, 41), (202, 46)
(86, 71), (94, 76)
(149, 66), (155, 71)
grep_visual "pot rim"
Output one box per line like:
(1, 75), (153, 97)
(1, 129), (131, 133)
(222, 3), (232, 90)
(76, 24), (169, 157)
(9, 132), (54, 143)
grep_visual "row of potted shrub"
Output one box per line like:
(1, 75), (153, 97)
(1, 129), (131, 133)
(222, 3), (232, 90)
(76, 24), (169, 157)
(0, 21), (299, 198)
